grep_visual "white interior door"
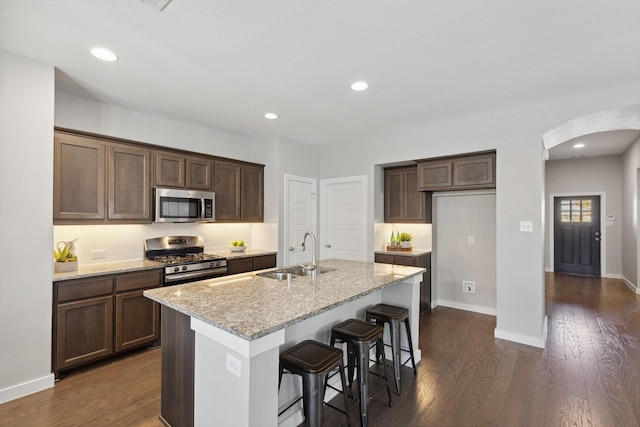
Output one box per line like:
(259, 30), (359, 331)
(320, 176), (367, 261)
(284, 174), (317, 266)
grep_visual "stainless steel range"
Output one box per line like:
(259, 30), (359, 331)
(144, 236), (227, 286)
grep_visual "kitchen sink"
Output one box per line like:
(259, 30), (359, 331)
(256, 266), (336, 280)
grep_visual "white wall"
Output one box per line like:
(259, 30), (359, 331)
(0, 50), (56, 402)
(622, 137), (640, 290)
(545, 155), (623, 276)
(320, 82), (639, 348)
(434, 192), (497, 315)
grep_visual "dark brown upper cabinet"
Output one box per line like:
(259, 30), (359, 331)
(54, 131), (151, 224)
(384, 166), (432, 223)
(153, 150), (213, 191)
(214, 161), (264, 222)
(417, 151), (495, 192)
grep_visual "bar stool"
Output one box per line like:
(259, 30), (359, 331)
(279, 339), (351, 427)
(366, 303), (417, 395)
(330, 319), (392, 427)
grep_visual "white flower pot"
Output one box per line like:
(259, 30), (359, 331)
(55, 261), (78, 273)
(401, 241), (411, 248)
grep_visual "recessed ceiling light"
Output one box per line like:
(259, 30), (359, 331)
(90, 47), (118, 62)
(264, 113), (278, 120)
(350, 81), (369, 92)
(573, 143), (585, 148)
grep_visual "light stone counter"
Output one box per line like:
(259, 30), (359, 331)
(53, 259), (163, 282)
(144, 258), (425, 427)
(212, 249), (277, 260)
(374, 248), (432, 257)
(144, 258), (424, 341)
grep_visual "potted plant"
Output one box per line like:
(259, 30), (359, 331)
(54, 241), (78, 272)
(399, 232), (412, 248)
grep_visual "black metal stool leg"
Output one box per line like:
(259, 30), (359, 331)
(355, 340), (369, 427)
(338, 360), (352, 427)
(403, 317), (417, 376)
(303, 373), (324, 427)
(377, 337), (393, 406)
(389, 318), (402, 394)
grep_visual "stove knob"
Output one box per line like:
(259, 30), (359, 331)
(182, 266), (188, 271)
(173, 267), (179, 272)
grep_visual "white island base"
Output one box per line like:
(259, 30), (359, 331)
(189, 274), (422, 427)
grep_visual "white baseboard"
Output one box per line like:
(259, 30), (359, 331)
(602, 272), (622, 279)
(621, 275), (639, 294)
(436, 299), (497, 316)
(494, 315), (547, 349)
(0, 373), (55, 404)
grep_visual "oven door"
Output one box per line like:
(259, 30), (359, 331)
(154, 188), (215, 223)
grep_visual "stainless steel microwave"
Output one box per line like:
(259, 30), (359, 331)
(154, 188), (215, 223)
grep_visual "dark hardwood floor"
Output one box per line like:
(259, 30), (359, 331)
(1, 273), (638, 426)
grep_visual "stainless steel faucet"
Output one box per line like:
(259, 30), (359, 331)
(300, 231), (317, 272)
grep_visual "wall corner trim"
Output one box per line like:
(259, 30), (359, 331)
(494, 315), (547, 349)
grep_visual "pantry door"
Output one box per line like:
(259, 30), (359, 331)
(554, 195), (601, 276)
(284, 175), (317, 266)
(320, 176), (367, 261)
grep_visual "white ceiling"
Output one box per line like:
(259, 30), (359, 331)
(1, 1), (639, 157)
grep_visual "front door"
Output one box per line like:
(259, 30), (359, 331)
(554, 196), (601, 276)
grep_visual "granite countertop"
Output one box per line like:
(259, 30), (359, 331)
(53, 259), (164, 282)
(374, 248), (432, 257)
(144, 258), (425, 341)
(52, 249), (277, 282)
(212, 249), (277, 259)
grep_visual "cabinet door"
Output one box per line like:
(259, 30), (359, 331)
(154, 151), (185, 188)
(186, 156), (213, 190)
(417, 160), (452, 191)
(214, 161), (241, 221)
(54, 132), (105, 221)
(384, 169), (404, 222)
(108, 144), (151, 221)
(241, 165), (264, 221)
(115, 290), (160, 352)
(452, 154), (495, 189)
(55, 296), (113, 371)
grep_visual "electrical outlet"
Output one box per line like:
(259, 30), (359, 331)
(226, 353), (241, 378)
(463, 281), (475, 293)
(91, 249), (106, 259)
(519, 221), (533, 232)
(468, 235), (475, 244)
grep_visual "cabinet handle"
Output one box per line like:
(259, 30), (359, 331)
(326, 244), (332, 248)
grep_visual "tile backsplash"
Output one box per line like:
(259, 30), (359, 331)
(374, 223), (432, 252)
(54, 222), (278, 265)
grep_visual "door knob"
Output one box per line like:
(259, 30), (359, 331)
(326, 244), (332, 248)
(595, 237), (600, 241)
(289, 246), (295, 251)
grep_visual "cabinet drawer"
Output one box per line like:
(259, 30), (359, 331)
(116, 269), (163, 292)
(375, 254), (394, 264)
(57, 277), (114, 303)
(254, 254), (276, 270)
(227, 257), (254, 275)
(393, 256), (417, 267)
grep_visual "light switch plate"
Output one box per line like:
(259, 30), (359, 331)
(519, 221), (533, 232)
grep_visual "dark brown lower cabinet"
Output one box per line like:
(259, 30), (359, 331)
(226, 253), (276, 275)
(53, 269), (162, 377)
(375, 253), (432, 313)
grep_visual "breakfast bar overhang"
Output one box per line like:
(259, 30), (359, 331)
(144, 259), (425, 426)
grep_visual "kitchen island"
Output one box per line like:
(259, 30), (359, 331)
(144, 258), (425, 427)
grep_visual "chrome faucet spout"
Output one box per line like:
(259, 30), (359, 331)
(300, 231), (317, 271)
